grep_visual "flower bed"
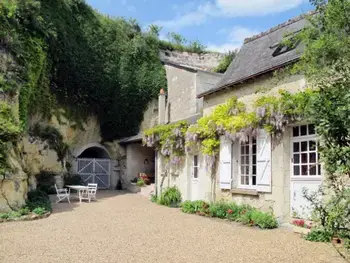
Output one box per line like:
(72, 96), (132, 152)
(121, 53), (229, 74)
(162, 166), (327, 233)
(0, 189), (52, 223)
(180, 200), (278, 229)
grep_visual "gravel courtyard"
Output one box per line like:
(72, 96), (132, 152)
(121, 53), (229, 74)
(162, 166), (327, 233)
(0, 191), (346, 263)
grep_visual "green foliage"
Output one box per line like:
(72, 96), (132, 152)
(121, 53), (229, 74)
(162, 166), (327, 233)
(179, 200), (279, 229)
(158, 32), (207, 54)
(213, 50), (237, 73)
(0, 0), (167, 141)
(143, 121), (188, 166)
(35, 170), (57, 194)
(26, 189), (52, 212)
(209, 201), (231, 218)
(136, 178), (146, 187)
(32, 207), (47, 215)
(158, 186), (182, 207)
(305, 228), (332, 242)
(150, 193), (157, 203)
(18, 207), (30, 216)
(29, 123), (69, 166)
(181, 200), (209, 215)
(0, 102), (21, 174)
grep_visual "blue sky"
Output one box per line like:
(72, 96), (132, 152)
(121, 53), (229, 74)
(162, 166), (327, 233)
(86, 0), (313, 52)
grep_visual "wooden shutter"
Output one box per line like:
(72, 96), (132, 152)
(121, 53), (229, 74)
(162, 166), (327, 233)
(219, 136), (232, 190)
(256, 129), (272, 193)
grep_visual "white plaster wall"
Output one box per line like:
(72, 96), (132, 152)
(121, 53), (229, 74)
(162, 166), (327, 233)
(204, 74), (306, 222)
(126, 143), (155, 182)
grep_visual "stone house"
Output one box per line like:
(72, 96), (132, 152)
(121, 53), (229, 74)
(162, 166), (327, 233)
(119, 51), (223, 189)
(156, 14), (322, 223)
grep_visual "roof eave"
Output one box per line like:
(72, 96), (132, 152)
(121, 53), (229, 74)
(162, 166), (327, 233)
(197, 58), (300, 98)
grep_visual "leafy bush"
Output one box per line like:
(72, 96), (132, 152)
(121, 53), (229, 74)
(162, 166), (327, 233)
(0, 213), (10, 219)
(36, 170), (57, 194)
(209, 201), (231, 218)
(251, 210), (279, 229)
(136, 179), (146, 187)
(32, 207), (47, 215)
(150, 194), (158, 203)
(304, 228), (332, 242)
(26, 189), (52, 212)
(7, 211), (22, 219)
(226, 203), (245, 222)
(18, 207), (30, 216)
(158, 186), (182, 207)
(181, 200), (209, 215)
(213, 50), (237, 73)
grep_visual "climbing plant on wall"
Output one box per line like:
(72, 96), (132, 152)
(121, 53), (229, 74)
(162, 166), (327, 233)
(0, 0), (167, 140)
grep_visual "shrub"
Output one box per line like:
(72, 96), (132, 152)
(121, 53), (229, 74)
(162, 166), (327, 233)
(251, 210), (278, 229)
(18, 207), (30, 216)
(7, 211), (22, 219)
(209, 201), (231, 218)
(26, 189), (52, 212)
(32, 207), (47, 215)
(136, 179), (146, 187)
(0, 213), (9, 219)
(158, 186), (182, 207)
(304, 228), (332, 242)
(150, 194), (158, 203)
(181, 200), (209, 215)
(36, 170), (57, 194)
(226, 203), (244, 222)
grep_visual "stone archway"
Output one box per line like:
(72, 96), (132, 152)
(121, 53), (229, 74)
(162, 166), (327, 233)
(73, 143), (112, 189)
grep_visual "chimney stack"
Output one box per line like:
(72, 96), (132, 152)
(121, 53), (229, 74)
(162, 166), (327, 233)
(158, 89), (166, 124)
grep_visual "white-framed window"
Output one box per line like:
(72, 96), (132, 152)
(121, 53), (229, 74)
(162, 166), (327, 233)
(239, 137), (257, 188)
(292, 124), (321, 177)
(193, 155), (199, 179)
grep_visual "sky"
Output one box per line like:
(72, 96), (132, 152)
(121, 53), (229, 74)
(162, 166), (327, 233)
(86, 0), (314, 53)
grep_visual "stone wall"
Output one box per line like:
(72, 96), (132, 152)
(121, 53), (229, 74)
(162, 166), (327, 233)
(160, 50), (225, 72)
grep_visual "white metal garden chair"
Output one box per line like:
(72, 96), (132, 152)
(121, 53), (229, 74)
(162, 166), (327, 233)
(55, 184), (70, 204)
(79, 183), (98, 203)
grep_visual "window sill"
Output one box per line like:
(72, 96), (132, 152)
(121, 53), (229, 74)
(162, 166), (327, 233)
(231, 188), (259, 196)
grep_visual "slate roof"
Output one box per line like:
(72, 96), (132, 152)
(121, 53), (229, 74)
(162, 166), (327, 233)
(198, 12), (314, 98)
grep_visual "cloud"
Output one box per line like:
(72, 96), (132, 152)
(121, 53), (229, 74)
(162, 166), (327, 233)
(153, 0), (305, 30)
(207, 26), (260, 53)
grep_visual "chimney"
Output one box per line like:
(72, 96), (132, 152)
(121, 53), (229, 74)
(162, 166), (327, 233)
(158, 88), (166, 124)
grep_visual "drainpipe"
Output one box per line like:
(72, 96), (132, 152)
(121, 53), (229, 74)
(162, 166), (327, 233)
(156, 89), (166, 196)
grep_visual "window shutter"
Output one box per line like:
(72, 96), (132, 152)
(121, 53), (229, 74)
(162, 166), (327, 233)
(219, 136), (232, 190)
(257, 129), (272, 193)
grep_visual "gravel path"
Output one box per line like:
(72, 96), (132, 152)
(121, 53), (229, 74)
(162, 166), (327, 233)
(0, 191), (346, 263)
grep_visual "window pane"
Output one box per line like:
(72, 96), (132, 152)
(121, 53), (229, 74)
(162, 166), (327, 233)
(309, 153), (316, 163)
(302, 165), (308, 176)
(245, 166), (249, 174)
(245, 176), (249, 185)
(194, 155), (198, 166)
(241, 146), (245, 154)
(293, 142), (300, 153)
(309, 140), (316, 151)
(300, 125), (307, 136)
(309, 124), (315, 135)
(253, 155), (256, 165)
(293, 126), (299, 137)
(293, 154), (300, 164)
(294, 166), (300, 176)
(241, 166), (245, 175)
(301, 153), (308, 164)
(253, 138), (256, 144)
(318, 164), (322, 175)
(253, 144), (257, 154)
(194, 167), (198, 178)
(241, 156), (245, 164)
(253, 165), (256, 175)
(245, 156), (249, 165)
(245, 145), (249, 154)
(241, 176), (245, 185)
(252, 176), (256, 185)
(301, 141), (308, 152)
(309, 165), (316, 176)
